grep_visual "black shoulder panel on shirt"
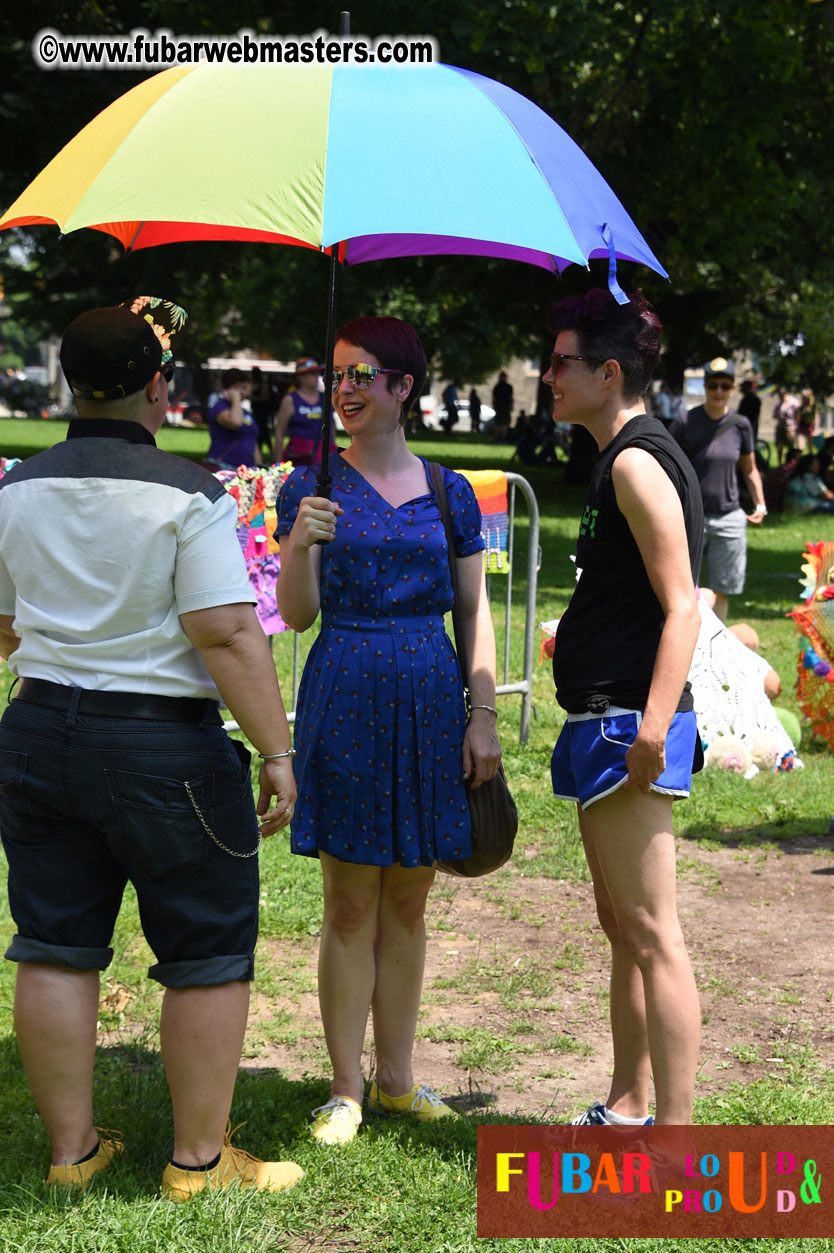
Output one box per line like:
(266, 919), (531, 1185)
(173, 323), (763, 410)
(0, 440), (227, 503)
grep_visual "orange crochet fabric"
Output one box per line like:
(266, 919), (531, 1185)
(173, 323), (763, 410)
(790, 541), (834, 749)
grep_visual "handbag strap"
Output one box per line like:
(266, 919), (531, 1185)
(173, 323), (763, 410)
(428, 460), (470, 707)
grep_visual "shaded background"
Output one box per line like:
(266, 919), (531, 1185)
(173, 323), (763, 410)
(0, 0), (832, 394)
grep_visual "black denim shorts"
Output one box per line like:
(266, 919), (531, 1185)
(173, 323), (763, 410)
(0, 697), (260, 988)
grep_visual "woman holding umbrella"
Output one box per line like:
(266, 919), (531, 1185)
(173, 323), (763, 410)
(275, 316), (502, 1144)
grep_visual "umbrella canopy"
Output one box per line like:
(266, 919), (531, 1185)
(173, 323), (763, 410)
(0, 61), (666, 279)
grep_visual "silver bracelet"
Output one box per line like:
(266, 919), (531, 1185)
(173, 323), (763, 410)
(258, 749), (296, 760)
(470, 704), (498, 716)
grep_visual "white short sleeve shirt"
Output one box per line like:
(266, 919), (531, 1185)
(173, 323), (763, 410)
(0, 420), (257, 697)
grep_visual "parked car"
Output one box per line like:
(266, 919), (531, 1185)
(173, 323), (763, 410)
(165, 395), (204, 427)
(0, 373), (54, 418)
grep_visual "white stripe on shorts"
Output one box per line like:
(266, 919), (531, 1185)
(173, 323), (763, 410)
(565, 706), (640, 722)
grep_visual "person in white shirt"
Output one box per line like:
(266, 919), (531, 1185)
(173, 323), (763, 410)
(0, 298), (302, 1201)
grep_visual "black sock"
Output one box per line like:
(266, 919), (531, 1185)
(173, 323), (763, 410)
(170, 1150), (222, 1172)
(73, 1140), (101, 1165)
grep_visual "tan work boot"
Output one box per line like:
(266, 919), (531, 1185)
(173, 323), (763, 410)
(161, 1126), (303, 1202)
(46, 1129), (124, 1190)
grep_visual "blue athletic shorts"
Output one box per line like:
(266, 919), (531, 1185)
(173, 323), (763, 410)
(551, 707), (698, 811)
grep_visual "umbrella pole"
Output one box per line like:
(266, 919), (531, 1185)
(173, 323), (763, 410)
(315, 9), (351, 502)
(315, 247), (340, 500)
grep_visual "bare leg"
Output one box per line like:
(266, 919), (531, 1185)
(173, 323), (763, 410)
(160, 981), (249, 1166)
(371, 863), (436, 1095)
(580, 823), (651, 1119)
(14, 963), (100, 1164)
(579, 787), (700, 1125)
(712, 592), (729, 622)
(318, 852), (382, 1105)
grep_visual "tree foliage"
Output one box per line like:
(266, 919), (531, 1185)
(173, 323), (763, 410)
(0, 1), (832, 387)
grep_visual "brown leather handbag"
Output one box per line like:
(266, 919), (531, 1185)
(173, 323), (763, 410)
(428, 461), (517, 878)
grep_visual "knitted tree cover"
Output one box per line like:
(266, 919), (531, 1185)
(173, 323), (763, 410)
(790, 541), (834, 750)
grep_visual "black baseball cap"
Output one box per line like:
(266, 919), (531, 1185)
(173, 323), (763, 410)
(60, 296), (188, 401)
(703, 356), (735, 382)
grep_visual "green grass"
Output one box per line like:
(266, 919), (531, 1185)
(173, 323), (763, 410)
(1, 419), (832, 1250)
(0, 415), (213, 463)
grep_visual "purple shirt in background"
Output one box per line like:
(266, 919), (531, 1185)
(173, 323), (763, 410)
(207, 394), (259, 468)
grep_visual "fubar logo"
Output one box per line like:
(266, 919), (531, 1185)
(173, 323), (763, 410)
(477, 1125), (832, 1238)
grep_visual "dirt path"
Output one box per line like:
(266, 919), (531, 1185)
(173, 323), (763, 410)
(248, 835), (834, 1118)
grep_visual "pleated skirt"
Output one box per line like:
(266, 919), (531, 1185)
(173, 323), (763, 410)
(290, 613), (472, 867)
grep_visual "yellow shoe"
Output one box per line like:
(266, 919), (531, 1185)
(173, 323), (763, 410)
(46, 1128), (124, 1190)
(310, 1096), (362, 1145)
(367, 1082), (454, 1122)
(161, 1125), (303, 1203)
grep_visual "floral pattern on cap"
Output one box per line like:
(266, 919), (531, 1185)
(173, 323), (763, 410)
(122, 296), (188, 366)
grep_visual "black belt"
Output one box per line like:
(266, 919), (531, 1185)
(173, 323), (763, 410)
(16, 678), (220, 724)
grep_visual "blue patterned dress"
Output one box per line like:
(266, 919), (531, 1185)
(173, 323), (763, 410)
(275, 454), (484, 867)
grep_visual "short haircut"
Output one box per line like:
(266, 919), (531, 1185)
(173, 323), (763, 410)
(548, 288), (663, 402)
(221, 368), (247, 388)
(335, 316), (428, 419)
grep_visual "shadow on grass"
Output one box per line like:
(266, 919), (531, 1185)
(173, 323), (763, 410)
(0, 1031), (324, 1203)
(0, 1028), (551, 1212)
(681, 825), (834, 855)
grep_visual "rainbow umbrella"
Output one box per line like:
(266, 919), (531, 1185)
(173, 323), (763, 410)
(0, 60), (667, 484)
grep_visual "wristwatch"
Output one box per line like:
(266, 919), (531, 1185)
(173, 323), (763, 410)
(753, 504), (767, 516)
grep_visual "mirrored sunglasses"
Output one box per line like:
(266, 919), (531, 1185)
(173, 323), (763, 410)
(549, 352), (604, 373)
(331, 363), (403, 392)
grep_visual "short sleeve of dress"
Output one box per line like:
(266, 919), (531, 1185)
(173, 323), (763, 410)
(443, 468), (485, 558)
(275, 466), (317, 538)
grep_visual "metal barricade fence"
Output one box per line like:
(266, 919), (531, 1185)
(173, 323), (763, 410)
(270, 470), (540, 745)
(488, 471), (540, 743)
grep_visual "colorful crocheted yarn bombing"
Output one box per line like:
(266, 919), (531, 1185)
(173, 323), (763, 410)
(789, 541), (834, 750)
(215, 463), (293, 636)
(457, 469), (509, 574)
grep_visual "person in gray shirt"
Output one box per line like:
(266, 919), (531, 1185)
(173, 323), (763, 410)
(670, 357), (766, 622)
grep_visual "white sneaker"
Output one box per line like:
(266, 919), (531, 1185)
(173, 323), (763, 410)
(571, 1101), (653, 1126)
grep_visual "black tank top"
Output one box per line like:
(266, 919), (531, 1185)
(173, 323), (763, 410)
(553, 416), (704, 714)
